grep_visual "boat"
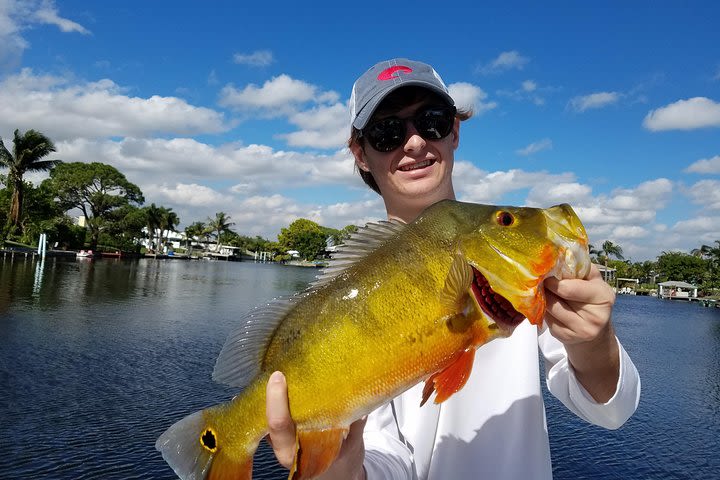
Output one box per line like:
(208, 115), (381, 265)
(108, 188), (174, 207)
(76, 250), (94, 258)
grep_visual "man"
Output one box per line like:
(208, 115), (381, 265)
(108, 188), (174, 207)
(266, 58), (640, 479)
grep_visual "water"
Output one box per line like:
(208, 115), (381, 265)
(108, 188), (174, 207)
(1, 257), (719, 479)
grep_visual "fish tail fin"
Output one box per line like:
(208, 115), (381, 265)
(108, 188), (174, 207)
(156, 409), (254, 480)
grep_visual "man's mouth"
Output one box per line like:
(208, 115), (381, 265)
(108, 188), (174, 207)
(398, 159), (435, 172)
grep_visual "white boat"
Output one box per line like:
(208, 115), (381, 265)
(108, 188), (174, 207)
(76, 250), (94, 258)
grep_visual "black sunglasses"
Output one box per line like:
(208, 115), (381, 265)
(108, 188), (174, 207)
(360, 105), (457, 152)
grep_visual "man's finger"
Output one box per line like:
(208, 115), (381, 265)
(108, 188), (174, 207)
(266, 371), (297, 468)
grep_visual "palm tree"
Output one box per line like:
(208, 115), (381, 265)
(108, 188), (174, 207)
(207, 212), (235, 252)
(184, 222), (206, 254)
(158, 207), (179, 252)
(600, 240), (624, 266)
(144, 204), (163, 253)
(0, 129), (61, 234)
(693, 240), (720, 269)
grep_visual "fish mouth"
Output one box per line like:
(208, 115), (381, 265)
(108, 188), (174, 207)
(470, 266), (525, 333)
(398, 159), (435, 172)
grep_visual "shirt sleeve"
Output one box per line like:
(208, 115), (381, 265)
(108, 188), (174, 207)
(539, 326), (641, 430)
(362, 401), (417, 480)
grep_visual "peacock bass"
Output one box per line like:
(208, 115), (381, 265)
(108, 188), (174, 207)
(156, 199), (591, 480)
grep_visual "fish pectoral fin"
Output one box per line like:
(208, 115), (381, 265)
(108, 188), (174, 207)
(420, 348), (476, 406)
(289, 427), (349, 480)
(439, 253), (474, 312)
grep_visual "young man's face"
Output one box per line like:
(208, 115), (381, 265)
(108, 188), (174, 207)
(351, 99), (459, 217)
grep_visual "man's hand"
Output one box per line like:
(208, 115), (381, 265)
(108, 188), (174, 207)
(266, 371), (368, 480)
(544, 264), (620, 402)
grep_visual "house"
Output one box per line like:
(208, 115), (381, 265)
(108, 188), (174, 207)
(657, 281), (698, 300)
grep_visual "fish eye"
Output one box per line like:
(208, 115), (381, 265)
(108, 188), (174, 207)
(496, 211), (515, 227)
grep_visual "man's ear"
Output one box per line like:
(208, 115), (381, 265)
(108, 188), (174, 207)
(350, 142), (370, 172)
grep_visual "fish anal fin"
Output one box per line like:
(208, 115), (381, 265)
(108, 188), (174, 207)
(421, 348), (476, 406)
(289, 427), (348, 480)
(439, 253), (474, 312)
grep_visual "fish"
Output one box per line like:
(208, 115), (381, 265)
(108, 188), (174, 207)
(156, 199), (591, 480)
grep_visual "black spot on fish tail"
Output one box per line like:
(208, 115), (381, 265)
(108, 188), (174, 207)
(201, 428), (218, 452)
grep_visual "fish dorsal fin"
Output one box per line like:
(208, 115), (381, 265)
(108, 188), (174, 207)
(213, 219), (406, 388)
(309, 219), (407, 289)
(212, 294), (305, 388)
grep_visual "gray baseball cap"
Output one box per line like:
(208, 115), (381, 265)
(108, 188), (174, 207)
(349, 58), (455, 130)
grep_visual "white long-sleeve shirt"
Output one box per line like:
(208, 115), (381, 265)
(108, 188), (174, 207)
(363, 322), (641, 480)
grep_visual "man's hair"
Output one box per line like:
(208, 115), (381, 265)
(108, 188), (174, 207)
(348, 86), (472, 195)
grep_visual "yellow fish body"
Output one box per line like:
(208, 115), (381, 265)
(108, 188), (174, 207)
(157, 199), (591, 480)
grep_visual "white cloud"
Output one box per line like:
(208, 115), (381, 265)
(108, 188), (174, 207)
(670, 216), (720, 245)
(516, 138), (552, 156)
(568, 92), (619, 112)
(233, 50), (274, 67)
(143, 183), (234, 208)
(34, 2), (90, 34)
(477, 50), (529, 74)
(453, 163), (576, 204)
(280, 102), (350, 149)
(527, 178), (673, 260)
(55, 137), (359, 194)
(0, 0), (88, 68)
(685, 155), (720, 174)
(448, 82), (497, 114)
(686, 180), (720, 210)
(611, 225), (648, 239)
(218, 74), (339, 114)
(496, 80), (551, 106)
(449, 165), (677, 260)
(643, 97), (720, 131)
(605, 178), (673, 210)
(0, 69), (229, 140)
(528, 182), (593, 206)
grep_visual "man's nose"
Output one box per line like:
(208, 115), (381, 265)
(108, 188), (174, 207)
(403, 121), (426, 153)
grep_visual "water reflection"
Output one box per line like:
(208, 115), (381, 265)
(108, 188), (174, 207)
(32, 255), (45, 296)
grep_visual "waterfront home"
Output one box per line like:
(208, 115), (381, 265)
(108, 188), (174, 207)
(658, 281), (698, 300)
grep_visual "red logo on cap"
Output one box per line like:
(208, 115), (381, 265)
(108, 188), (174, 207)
(377, 66), (413, 80)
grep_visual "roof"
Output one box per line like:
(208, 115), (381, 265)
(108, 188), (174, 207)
(593, 263), (616, 272)
(658, 281), (697, 288)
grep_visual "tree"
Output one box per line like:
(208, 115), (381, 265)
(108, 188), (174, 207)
(0, 129), (62, 235)
(102, 205), (148, 252)
(185, 221), (208, 252)
(146, 205), (180, 253)
(691, 240), (720, 292)
(207, 212), (235, 252)
(278, 218), (328, 261)
(600, 240), (624, 267)
(588, 244), (601, 262)
(46, 162), (144, 251)
(144, 203), (163, 252)
(657, 251), (707, 285)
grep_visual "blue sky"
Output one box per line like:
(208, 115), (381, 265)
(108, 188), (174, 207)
(1, 1), (719, 261)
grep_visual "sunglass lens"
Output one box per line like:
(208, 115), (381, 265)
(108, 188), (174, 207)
(415, 108), (454, 139)
(366, 118), (405, 152)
